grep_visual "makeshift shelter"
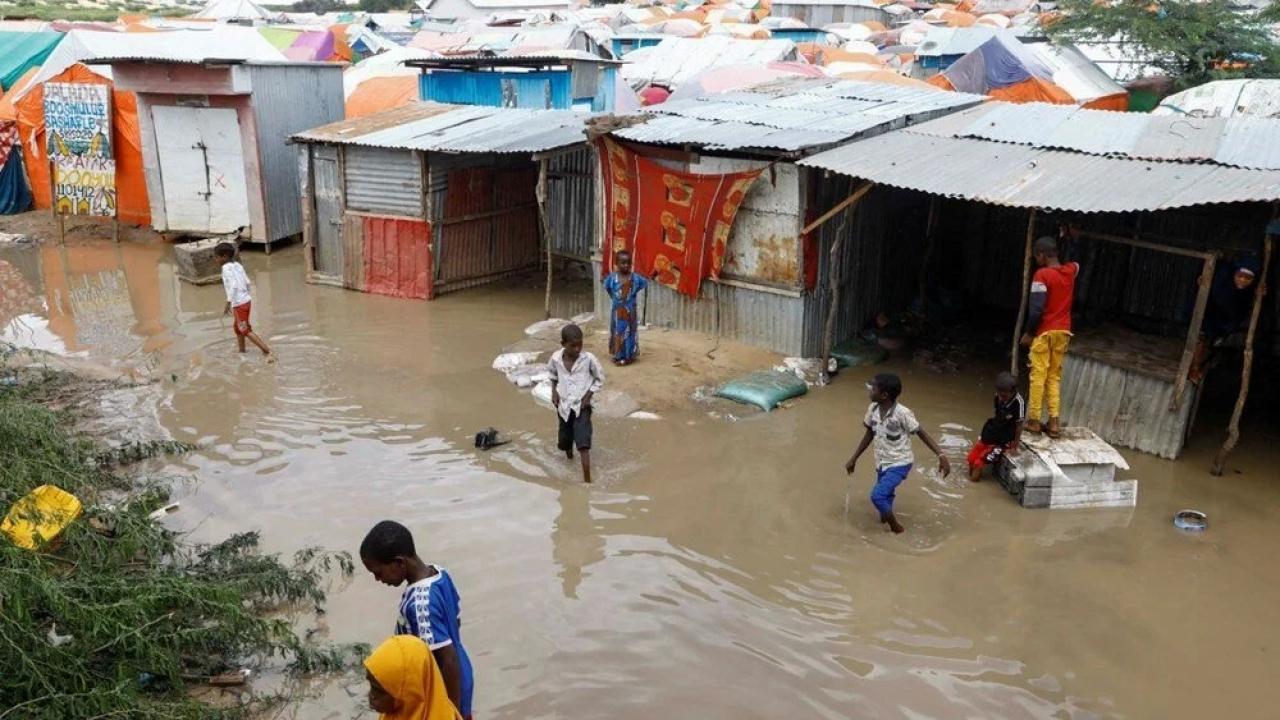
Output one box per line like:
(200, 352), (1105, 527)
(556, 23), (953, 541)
(417, 0), (572, 22)
(343, 46), (434, 98)
(798, 102), (1280, 466)
(106, 59), (343, 247)
(283, 31), (336, 61)
(926, 32), (1075, 105)
(409, 53), (623, 111)
(595, 78), (984, 354)
(620, 36), (799, 91)
(769, 0), (893, 26)
(0, 31), (62, 90)
(191, 0), (275, 22)
(346, 75), (420, 118)
(14, 64), (151, 226)
(292, 102), (592, 300)
(1155, 80), (1280, 119)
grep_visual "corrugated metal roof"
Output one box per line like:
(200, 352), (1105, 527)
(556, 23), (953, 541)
(924, 102), (1280, 171)
(613, 78), (985, 153)
(620, 36), (798, 88)
(798, 130), (1280, 212)
(292, 101), (588, 154)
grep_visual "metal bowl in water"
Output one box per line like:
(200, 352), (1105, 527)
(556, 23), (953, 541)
(1173, 510), (1207, 532)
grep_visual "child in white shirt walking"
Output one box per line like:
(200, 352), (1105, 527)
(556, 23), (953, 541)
(215, 243), (273, 362)
(845, 373), (950, 533)
(548, 323), (604, 483)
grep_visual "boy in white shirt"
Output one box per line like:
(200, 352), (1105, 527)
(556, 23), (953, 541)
(548, 323), (604, 483)
(215, 243), (273, 361)
(844, 373), (950, 533)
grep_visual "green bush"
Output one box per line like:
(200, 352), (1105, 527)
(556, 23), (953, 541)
(0, 372), (363, 719)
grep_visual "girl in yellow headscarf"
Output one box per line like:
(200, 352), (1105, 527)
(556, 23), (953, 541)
(365, 636), (464, 720)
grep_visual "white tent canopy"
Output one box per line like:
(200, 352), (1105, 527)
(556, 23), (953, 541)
(343, 45), (435, 98)
(191, 0), (275, 22)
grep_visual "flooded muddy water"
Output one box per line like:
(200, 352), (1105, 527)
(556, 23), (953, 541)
(4, 238), (1279, 719)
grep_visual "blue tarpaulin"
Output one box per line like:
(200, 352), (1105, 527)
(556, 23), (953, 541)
(0, 31), (63, 90)
(0, 150), (33, 215)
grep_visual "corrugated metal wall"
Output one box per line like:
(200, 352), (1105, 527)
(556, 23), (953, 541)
(593, 261), (807, 355)
(246, 64), (344, 243)
(344, 147), (424, 218)
(807, 176), (932, 356)
(420, 71), (573, 109)
(547, 147), (595, 261)
(1060, 354), (1196, 459)
(429, 152), (541, 294)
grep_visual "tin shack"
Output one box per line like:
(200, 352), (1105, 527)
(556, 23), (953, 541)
(291, 102), (592, 300)
(798, 102), (1280, 465)
(595, 78), (984, 355)
(106, 59), (344, 249)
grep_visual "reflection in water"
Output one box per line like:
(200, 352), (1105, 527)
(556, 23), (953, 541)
(2, 239), (1279, 719)
(552, 484), (606, 600)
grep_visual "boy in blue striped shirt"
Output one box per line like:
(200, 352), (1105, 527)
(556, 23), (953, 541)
(361, 520), (475, 718)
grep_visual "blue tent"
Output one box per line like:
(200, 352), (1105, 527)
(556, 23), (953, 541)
(0, 31), (63, 90)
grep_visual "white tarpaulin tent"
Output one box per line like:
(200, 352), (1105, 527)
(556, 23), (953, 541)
(621, 36), (798, 89)
(343, 45), (435, 98)
(191, 0), (275, 22)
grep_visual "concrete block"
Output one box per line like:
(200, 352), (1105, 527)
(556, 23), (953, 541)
(1059, 463), (1116, 485)
(174, 238), (226, 285)
(1020, 486), (1052, 509)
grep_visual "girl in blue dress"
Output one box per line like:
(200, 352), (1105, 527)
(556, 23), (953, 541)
(602, 250), (648, 366)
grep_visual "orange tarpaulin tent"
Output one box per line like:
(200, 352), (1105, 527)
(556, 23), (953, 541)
(15, 63), (150, 226)
(929, 72), (1075, 104)
(346, 76), (419, 118)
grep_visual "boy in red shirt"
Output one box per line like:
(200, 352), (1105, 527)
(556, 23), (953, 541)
(1020, 237), (1079, 438)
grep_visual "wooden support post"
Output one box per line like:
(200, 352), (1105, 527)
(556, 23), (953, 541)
(1212, 234), (1273, 475)
(537, 158), (553, 320)
(1170, 254), (1217, 413)
(917, 196), (940, 322)
(819, 182), (874, 382)
(1010, 209), (1036, 376)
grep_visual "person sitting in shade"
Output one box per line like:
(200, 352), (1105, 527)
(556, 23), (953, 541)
(1190, 256), (1261, 383)
(602, 250), (649, 366)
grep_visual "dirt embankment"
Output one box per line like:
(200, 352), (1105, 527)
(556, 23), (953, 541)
(498, 316), (784, 414)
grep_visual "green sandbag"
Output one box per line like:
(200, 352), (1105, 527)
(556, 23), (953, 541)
(831, 337), (888, 369)
(715, 370), (807, 411)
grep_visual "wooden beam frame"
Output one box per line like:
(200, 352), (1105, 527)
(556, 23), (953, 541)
(1009, 210), (1037, 376)
(819, 181), (875, 381)
(537, 157), (553, 320)
(1170, 254), (1216, 412)
(1212, 230), (1274, 475)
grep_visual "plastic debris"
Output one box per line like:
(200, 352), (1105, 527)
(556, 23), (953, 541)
(493, 352), (540, 371)
(147, 502), (180, 521)
(1174, 509), (1207, 531)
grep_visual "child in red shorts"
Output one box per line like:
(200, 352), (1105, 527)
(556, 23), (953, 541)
(216, 242), (273, 362)
(968, 371), (1025, 482)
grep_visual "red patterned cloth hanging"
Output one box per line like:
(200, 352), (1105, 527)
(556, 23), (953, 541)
(597, 137), (762, 297)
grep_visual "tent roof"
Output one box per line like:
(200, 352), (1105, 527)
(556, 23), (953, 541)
(13, 27), (284, 102)
(191, 0), (275, 21)
(0, 31), (62, 91)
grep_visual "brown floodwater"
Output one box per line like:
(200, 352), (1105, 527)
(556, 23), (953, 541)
(3, 237), (1279, 719)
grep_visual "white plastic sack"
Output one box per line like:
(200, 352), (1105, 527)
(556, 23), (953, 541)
(493, 352), (541, 371)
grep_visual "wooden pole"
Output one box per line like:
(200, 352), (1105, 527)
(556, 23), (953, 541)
(1010, 209), (1036, 376)
(917, 196), (940, 322)
(1170, 254), (1217, 412)
(802, 182), (872, 237)
(537, 158), (553, 320)
(1212, 234), (1273, 475)
(820, 182), (874, 382)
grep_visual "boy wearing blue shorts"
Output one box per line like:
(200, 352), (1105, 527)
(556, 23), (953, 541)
(845, 373), (951, 534)
(361, 520), (475, 719)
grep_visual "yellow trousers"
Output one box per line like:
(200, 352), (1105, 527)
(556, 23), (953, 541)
(1028, 331), (1071, 420)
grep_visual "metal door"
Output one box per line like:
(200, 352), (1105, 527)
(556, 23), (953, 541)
(151, 106), (250, 234)
(312, 145), (342, 277)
